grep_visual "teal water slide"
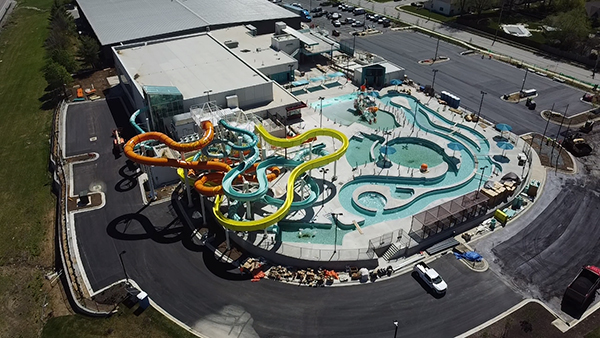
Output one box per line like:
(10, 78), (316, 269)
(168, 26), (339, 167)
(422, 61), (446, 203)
(292, 143), (329, 161)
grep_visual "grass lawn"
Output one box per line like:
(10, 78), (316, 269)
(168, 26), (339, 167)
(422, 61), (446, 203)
(0, 0), (57, 335)
(399, 6), (457, 23)
(42, 306), (197, 338)
(0, 0), (200, 337)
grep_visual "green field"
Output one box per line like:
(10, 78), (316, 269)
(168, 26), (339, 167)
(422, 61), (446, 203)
(399, 5), (457, 23)
(0, 0), (200, 337)
(42, 307), (197, 338)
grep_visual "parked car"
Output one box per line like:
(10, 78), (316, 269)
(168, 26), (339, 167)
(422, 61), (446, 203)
(313, 11), (325, 17)
(352, 20), (364, 27)
(372, 14), (380, 21)
(332, 20), (341, 27)
(382, 20), (391, 27)
(332, 29), (340, 36)
(292, 3), (303, 8)
(346, 6), (355, 12)
(331, 12), (340, 19)
(413, 262), (447, 294)
(353, 7), (365, 15)
(343, 17), (354, 24)
(311, 7), (322, 12)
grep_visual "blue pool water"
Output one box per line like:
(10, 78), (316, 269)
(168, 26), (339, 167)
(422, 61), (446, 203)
(384, 143), (444, 169)
(358, 192), (387, 210)
(280, 92), (499, 244)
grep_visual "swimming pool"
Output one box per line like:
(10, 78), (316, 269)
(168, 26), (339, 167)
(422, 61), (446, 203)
(281, 92), (498, 244)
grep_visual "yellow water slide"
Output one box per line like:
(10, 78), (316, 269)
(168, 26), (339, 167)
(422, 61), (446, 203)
(213, 125), (349, 231)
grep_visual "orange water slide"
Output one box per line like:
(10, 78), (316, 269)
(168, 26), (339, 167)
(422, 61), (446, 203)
(124, 121), (216, 169)
(193, 164), (281, 197)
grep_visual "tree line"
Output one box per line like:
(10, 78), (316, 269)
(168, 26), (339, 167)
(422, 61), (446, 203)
(43, 0), (100, 98)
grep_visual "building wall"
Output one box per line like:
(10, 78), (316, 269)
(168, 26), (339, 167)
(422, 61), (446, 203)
(114, 54), (145, 113)
(259, 61), (297, 83)
(426, 0), (456, 16)
(182, 81), (273, 112)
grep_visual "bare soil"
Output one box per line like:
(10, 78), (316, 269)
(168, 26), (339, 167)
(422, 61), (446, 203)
(523, 133), (574, 171)
(70, 68), (117, 100)
(542, 109), (600, 126)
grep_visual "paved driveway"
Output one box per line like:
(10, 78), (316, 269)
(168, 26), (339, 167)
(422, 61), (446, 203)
(67, 99), (522, 337)
(473, 172), (600, 318)
(349, 31), (589, 135)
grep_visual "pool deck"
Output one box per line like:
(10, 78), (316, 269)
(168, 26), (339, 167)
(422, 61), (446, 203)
(242, 81), (541, 263)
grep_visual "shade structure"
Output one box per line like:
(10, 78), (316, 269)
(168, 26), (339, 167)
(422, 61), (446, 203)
(497, 141), (514, 157)
(495, 123), (512, 132)
(310, 76), (326, 82)
(379, 146), (397, 155)
(390, 79), (403, 85)
(447, 142), (464, 157)
(327, 72), (345, 78)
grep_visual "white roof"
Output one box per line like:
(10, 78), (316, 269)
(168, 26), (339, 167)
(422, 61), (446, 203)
(114, 34), (270, 100)
(210, 26), (297, 70)
(77, 0), (298, 46)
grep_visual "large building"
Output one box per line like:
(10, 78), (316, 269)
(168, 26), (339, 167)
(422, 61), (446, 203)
(114, 32), (303, 132)
(76, 0), (301, 48)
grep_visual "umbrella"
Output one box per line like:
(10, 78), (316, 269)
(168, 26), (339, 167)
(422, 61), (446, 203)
(447, 142), (464, 157)
(497, 141), (514, 157)
(495, 123), (512, 139)
(390, 79), (403, 90)
(379, 146), (397, 155)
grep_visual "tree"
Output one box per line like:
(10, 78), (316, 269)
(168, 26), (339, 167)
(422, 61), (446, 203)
(453, 0), (472, 15)
(78, 36), (100, 70)
(472, 0), (493, 15)
(43, 61), (72, 93)
(50, 48), (78, 73)
(544, 8), (590, 50)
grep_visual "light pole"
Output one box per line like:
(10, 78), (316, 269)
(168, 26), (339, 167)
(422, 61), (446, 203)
(476, 91), (487, 128)
(431, 69), (438, 92)
(433, 37), (440, 63)
(393, 320), (399, 338)
(330, 212), (343, 254)
(118, 250), (129, 285)
(319, 167), (329, 206)
(319, 96), (325, 129)
(204, 89), (213, 103)
(492, 0), (505, 46)
(476, 166), (489, 199)
(519, 68), (529, 98)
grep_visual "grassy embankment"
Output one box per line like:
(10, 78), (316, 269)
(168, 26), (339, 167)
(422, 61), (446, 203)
(0, 1), (197, 337)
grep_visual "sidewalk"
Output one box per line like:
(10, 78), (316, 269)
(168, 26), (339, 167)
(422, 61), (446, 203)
(345, 0), (598, 88)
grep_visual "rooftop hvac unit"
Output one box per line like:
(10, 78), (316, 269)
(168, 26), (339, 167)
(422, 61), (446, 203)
(224, 40), (239, 48)
(226, 95), (239, 109)
(275, 21), (287, 35)
(246, 25), (257, 36)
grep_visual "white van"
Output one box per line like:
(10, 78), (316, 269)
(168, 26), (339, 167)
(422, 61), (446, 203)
(353, 7), (365, 15)
(520, 89), (537, 98)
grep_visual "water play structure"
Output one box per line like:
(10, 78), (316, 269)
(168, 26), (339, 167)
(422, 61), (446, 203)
(124, 108), (349, 232)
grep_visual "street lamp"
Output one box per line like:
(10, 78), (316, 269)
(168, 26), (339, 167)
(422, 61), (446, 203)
(431, 69), (438, 92)
(319, 96), (325, 129)
(476, 91), (487, 128)
(330, 212), (343, 254)
(393, 320), (399, 338)
(118, 250), (129, 285)
(204, 89), (213, 103)
(519, 68), (529, 99)
(319, 168), (329, 206)
(476, 166), (489, 199)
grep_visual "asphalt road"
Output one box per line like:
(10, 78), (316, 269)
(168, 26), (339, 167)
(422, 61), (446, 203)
(67, 99), (522, 337)
(473, 172), (600, 318)
(348, 31), (590, 136)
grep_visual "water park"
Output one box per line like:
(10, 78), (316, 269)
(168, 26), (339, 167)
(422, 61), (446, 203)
(123, 82), (530, 269)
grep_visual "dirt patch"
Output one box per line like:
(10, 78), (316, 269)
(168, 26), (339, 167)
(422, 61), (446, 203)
(522, 133), (574, 172)
(542, 109), (600, 126)
(70, 68), (117, 101)
(216, 241), (244, 262)
(65, 152), (97, 164)
(469, 301), (600, 338)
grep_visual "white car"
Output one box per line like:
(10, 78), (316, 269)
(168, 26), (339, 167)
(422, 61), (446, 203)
(332, 20), (341, 27)
(413, 262), (447, 294)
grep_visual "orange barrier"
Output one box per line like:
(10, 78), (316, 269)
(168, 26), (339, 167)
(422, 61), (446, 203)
(76, 88), (84, 98)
